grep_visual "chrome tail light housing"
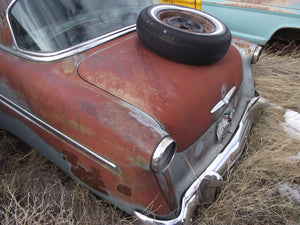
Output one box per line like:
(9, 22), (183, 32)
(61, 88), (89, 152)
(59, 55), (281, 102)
(151, 136), (177, 172)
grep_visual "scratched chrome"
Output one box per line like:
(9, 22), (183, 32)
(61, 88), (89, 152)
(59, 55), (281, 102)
(134, 95), (263, 225)
(0, 94), (119, 172)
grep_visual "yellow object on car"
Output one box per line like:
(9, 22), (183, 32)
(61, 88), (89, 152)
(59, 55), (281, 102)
(159, 0), (202, 10)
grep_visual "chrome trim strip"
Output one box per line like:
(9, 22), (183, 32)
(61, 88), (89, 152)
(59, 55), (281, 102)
(6, 0), (17, 48)
(134, 95), (263, 225)
(5, 0), (136, 62)
(0, 94), (119, 172)
(210, 86), (236, 114)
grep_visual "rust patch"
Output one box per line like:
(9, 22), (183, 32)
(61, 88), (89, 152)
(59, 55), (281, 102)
(117, 184), (132, 197)
(223, 1), (271, 10)
(62, 151), (108, 195)
(232, 0), (259, 3)
(78, 34), (243, 151)
(233, 41), (252, 55)
(75, 165), (108, 195)
(221, 1), (298, 14)
(233, 0), (299, 8)
(61, 58), (76, 74)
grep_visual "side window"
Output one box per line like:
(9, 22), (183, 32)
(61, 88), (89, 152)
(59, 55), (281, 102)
(9, 13), (40, 51)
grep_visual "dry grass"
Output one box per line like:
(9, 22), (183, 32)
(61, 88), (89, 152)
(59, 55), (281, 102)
(192, 108), (300, 224)
(253, 46), (300, 112)
(192, 46), (300, 225)
(0, 131), (133, 225)
(1, 46), (299, 224)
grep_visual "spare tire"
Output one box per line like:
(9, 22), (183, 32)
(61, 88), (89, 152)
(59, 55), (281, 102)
(136, 4), (231, 65)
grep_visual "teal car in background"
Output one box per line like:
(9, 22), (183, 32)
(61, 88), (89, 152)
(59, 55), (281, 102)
(160, 0), (300, 45)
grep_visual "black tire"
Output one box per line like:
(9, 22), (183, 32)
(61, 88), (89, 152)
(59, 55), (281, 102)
(136, 4), (231, 65)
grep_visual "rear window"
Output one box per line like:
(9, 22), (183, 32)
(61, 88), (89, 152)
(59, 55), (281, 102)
(8, 0), (157, 53)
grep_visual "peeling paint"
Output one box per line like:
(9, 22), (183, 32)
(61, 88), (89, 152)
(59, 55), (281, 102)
(221, 1), (297, 14)
(235, 0), (300, 9)
(124, 102), (167, 136)
(62, 150), (109, 195)
(78, 34), (243, 151)
(54, 113), (95, 136)
(61, 58), (76, 74)
(0, 3), (258, 217)
(232, 38), (258, 60)
(0, 78), (29, 110)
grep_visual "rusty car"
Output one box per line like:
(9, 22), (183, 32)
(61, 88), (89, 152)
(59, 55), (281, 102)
(159, 0), (300, 46)
(0, 0), (264, 224)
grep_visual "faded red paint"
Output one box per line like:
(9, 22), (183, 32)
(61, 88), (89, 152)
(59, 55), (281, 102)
(78, 33), (243, 151)
(0, 38), (174, 216)
(0, 16), (13, 46)
(1, 99), (173, 215)
(0, 15), (242, 216)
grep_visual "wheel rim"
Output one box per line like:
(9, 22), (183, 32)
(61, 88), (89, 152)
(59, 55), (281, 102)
(151, 5), (225, 35)
(165, 16), (205, 33)
(158, 11), (215, 33)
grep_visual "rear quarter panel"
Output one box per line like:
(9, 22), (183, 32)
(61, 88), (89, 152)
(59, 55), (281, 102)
(0, 47), (174, 216)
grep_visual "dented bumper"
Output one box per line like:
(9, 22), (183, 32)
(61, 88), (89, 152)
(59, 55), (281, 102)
(134, 94), (265, 225)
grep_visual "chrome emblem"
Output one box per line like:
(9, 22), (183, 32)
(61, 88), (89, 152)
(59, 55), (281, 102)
(210, 86), (236, 114)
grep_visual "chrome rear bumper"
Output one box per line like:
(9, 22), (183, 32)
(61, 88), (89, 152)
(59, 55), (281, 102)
(134, 95), (265, 225)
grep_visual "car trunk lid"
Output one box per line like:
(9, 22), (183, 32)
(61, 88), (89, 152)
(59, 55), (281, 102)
(77, 33), (243, 151)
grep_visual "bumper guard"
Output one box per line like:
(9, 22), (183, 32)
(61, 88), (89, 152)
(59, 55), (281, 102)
(134, 95), (265, 225)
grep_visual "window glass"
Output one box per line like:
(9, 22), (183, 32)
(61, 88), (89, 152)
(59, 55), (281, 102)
(9, 0), (157, 52)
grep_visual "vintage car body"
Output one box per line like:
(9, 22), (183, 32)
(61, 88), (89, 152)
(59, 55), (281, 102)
(0, 0), (264, 224)
(160, 0), (300, 45)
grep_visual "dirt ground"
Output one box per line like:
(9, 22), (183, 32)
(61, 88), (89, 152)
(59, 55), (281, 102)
(0, 44), (299, 224)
